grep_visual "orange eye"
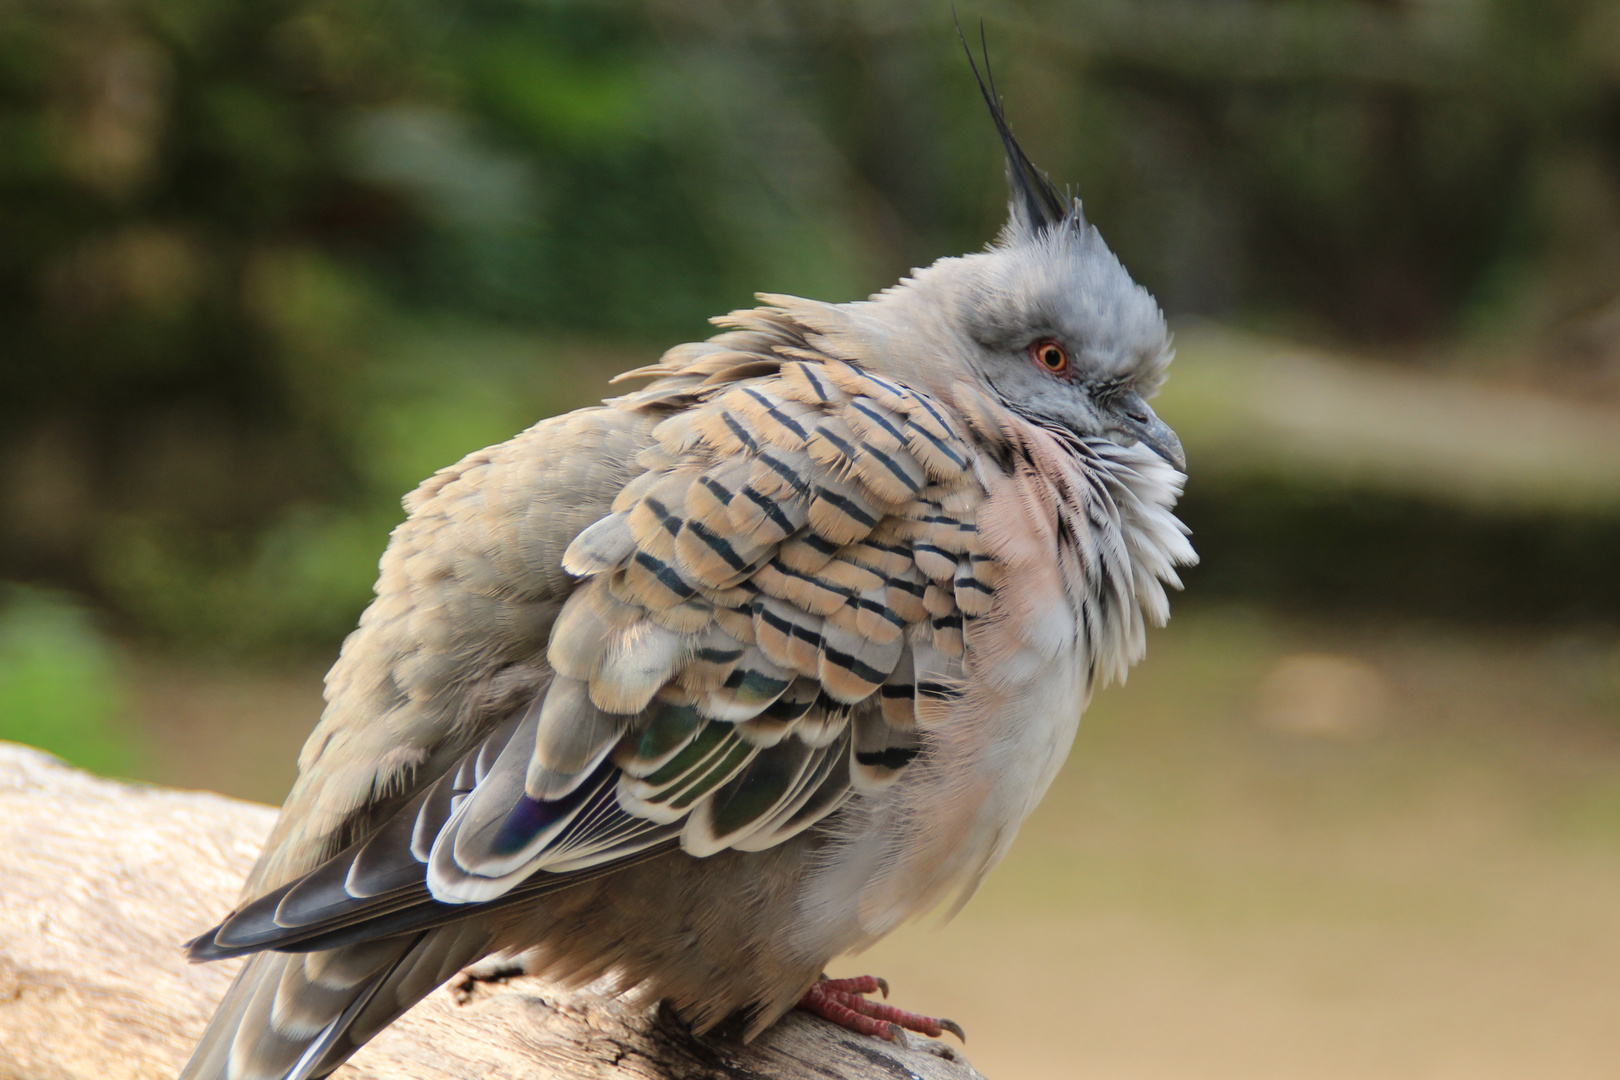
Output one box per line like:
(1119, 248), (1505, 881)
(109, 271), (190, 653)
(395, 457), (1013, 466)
(1030, 340), (1069, 374)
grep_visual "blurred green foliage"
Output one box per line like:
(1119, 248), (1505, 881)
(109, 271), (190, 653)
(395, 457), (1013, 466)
(0, 587), (137, 774)
(2, 0), (1620, 656)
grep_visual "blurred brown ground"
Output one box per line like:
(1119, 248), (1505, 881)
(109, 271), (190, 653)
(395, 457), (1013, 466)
(125, 606), (1620, 1079)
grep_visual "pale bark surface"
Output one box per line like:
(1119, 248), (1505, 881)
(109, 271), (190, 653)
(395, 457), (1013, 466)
(0, 742), (986, 1080)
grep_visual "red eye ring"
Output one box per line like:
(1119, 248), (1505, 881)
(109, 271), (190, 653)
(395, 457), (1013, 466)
(1029, 339), (1069, 375)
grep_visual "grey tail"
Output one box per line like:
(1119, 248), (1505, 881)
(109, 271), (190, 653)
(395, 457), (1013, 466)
(179, 925), (489, 1080)
(955, 14), (1073, 235)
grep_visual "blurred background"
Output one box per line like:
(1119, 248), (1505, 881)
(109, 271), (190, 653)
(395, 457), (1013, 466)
(3, 0), (1619, 1076)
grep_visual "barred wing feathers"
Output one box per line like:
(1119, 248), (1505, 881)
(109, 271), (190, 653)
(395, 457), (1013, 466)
(435, 353), (993, 900)
(191, 333), (998, 959)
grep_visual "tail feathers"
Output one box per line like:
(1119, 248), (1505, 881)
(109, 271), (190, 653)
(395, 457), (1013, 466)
(180, 926), (490, 1080)
(316, 922), (492, 1071)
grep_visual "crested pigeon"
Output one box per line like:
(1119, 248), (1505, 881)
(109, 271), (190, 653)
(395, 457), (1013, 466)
(179, 47), (1196, 1080)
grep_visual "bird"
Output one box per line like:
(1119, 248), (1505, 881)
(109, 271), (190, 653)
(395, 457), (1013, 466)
(178, 39), (1196, 1080)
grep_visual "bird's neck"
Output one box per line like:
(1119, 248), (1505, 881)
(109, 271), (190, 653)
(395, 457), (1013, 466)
(942, 380), (1193, 692)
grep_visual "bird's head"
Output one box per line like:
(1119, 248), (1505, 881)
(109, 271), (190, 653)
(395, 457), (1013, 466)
(847, 36), (1183, 472)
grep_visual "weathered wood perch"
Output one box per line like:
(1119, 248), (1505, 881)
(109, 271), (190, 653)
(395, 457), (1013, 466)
(0, 743), (986, 1080)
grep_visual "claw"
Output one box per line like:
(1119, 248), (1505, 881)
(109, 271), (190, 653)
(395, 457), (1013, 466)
(796, 975), (961, 1044)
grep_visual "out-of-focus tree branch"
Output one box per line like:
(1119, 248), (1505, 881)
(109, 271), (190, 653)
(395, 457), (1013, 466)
(0, 742), (984, 1080)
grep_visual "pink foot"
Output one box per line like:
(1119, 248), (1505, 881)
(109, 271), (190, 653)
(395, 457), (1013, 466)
(797, 975), (965, 1042)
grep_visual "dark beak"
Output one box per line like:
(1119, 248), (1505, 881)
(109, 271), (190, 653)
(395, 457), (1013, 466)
(1113, 392), (1186, 472)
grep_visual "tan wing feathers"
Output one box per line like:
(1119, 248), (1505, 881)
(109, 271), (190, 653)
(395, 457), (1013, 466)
(820, 358), (914, 414)
(727, 385), (818, 447)
(819, 604), (904, 703)
(929, 610), (966, 659)
(884, 568), (929, 625)
(840, 403), (928, 503)
(805, 470), (883, 547)
(812, 557), (885, 596)
(546, 347), (997, 854)
(774, 531), (840, 574)
(683, 624), (748, 689)
(775, 360), (850, 410)
(911, 544), (958, 583)
(728, 465), (808, 541)
(879, 644), (918, 730)
(263, 321), (1004, 902)
(752, 594), (824, 676)
(707, 598), (756, 646)
(752, 561), (847, 616)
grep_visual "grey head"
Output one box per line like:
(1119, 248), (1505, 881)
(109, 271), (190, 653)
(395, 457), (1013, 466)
(853, 30), (1184, 472)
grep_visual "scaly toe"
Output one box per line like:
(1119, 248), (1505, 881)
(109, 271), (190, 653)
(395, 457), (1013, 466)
(819, 975), (886, 996)
(795, 975), (962, 1043)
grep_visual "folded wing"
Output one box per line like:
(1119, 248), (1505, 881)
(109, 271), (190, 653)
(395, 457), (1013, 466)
(192, 347), (997, 960)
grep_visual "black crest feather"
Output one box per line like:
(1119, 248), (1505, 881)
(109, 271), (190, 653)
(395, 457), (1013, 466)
(956, 15), (1073, 236)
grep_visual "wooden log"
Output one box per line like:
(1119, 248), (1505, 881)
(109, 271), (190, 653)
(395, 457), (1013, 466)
(0, 742), (987, 1080)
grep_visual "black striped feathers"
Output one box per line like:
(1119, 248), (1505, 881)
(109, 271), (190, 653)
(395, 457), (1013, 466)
(403, 355), (1003, 894)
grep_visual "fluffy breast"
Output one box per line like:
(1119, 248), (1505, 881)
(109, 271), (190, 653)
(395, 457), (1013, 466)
(791, 383), (1194, 957)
